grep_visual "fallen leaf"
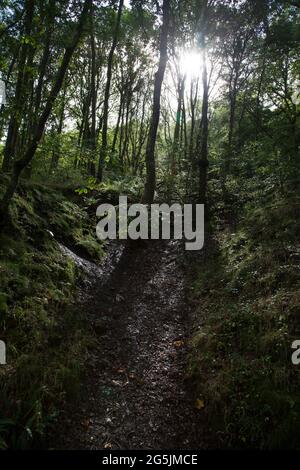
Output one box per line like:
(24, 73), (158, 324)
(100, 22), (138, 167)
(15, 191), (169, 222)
(195, 399), (205, 410)
(111, 379), (123, 387)
(174, 340), (184, 348)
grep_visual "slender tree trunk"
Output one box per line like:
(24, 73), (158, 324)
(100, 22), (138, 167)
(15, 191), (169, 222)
(182, 96), (188, 162)
(119, 98), (126, 168)
(132, 92), (148, 175)
(171, 74), (185, 176)
(0, 0), (90, 225)
(0, 45), (19, 140)
(197, 2), (209, 204)
(97, 0), (124, 181)
(121, 93), (132, 172)
(80, 87), (92, 153)
(34, 0), (56, 121)
(89, 4), (97, 176)
(2, 0), (35, 172)
(142, 0), (170, 204)
(225, 76), (237, 174)
(111, 91), (124, 158)
(50, 81), (67, 171)
(189, 77), (199, 173)
(22, 39), (41, 179)
(255, 56), (266, 141)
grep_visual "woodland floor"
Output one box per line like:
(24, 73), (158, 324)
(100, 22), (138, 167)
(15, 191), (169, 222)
(49, 240), (206, 450)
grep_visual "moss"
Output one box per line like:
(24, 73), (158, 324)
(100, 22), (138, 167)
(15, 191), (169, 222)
(74, 234), (104, 260)
(0, 180), (104, 449)
(189, 194), (300, 449)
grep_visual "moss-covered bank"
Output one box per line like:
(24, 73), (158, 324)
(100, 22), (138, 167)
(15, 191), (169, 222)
(0, 179), (104, 449)
(189, 183), (300, 449)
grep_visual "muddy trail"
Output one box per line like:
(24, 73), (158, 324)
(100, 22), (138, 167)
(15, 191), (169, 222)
(51, 240), (205, 450)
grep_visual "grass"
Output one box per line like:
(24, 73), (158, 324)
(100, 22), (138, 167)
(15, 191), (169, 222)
(189, 184), (300, 449)
(0, 178), (104, 449)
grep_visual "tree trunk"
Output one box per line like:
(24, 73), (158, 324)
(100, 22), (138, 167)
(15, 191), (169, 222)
(50, 80), (67, 171)
(197, 1), (209, 205)
(0, 45), (20, 141)
(89, 4), (97, 176)
(189, 77), (199, 173)
(120, 92), (132, 172)
(97, 0), (124, 181)
(2, 0), (35, 172)
(171, 74), (186, 176)
(142, 0), (170, 204)
(0, 0), (90, 225)
(111, 91), (124, 158)
(225, 75), (237, 174)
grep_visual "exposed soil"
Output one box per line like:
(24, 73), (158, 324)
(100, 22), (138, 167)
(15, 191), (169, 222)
(51, 240), (205, 450)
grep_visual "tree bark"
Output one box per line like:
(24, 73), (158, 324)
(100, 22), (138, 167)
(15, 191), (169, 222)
(0, 0), (91, 224)
(142, 0), (170, 204)
(33, 0), (56, 124)
(172, 74), (186, 175)
(50, 80), (67, 171)
(225, 71), (238, 174)
(0, 47), (21, 145)
(189, 77), (199, 173)
(97, 0), (124, 181)
(197, 1), (209, 205)
(111, 90), (124, 158)
(89, 4), (97, 176)
(2, 0), (35, 172)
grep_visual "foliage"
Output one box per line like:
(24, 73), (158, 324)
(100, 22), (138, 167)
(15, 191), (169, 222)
(0, 179), (103, 448)
(0, 0), (299, 451)
(189, 178), (300, 449)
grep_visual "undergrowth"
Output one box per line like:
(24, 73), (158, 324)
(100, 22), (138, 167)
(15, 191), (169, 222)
(189, 178), (300, 449)
(0, 178), (104, 449)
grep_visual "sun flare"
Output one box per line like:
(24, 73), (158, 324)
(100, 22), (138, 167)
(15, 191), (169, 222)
(179, 50), (203, 79)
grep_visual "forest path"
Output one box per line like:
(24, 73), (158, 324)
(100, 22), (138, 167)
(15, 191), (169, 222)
(52, 240), (204, 450)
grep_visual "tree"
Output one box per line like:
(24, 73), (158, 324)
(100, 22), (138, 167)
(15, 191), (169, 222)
(142, 0), (170, 204)
(97, 0), (124, 181)
(197, 0), (209, 204)
(2, 0), (35, 172)
(0, 0), (91, 224)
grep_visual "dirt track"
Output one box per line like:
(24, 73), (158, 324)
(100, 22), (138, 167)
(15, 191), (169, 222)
(51, 240), (204, 450)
